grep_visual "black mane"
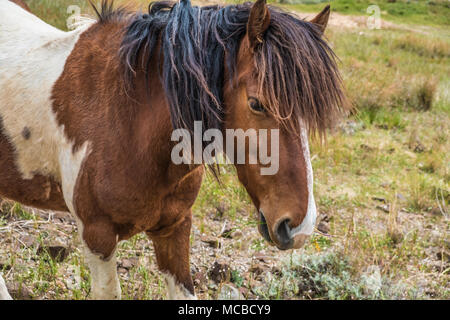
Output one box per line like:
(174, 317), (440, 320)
(94, 0), (346, 139)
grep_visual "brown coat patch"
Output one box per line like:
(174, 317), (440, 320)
(51, 20), (203, 260)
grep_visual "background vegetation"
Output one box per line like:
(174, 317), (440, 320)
(272, 0), (450, 26)
(0, 0), (448, 299)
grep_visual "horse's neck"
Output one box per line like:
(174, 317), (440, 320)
(116, 48), (199, 187)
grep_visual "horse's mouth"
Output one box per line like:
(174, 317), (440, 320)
(258, 211), (306, 250)
(258, 211), (273, 244)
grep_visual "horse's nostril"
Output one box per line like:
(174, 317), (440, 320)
(275, 218), (294, 250)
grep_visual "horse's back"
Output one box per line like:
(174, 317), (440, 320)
(0, 0), (91, 210)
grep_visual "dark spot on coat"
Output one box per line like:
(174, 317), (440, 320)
(22, 127), (31, 140)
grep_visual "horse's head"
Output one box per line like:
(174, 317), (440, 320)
(223, 1), (341, 250)
(120, 0), (345, 250)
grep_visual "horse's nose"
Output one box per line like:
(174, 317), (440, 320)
(274, 218), (294, 250)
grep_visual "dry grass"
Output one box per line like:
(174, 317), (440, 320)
(394, 34), (450, 60)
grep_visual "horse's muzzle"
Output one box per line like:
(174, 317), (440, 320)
(258, 211), (309, 250)
(273, 218), (294, 250)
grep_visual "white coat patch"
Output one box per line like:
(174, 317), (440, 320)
(0, 273), (12, 300)
(291, 123), (317, 236)
(0, 0), (93, 183)
(165, 273), (197, 300)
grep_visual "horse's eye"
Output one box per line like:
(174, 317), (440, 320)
(248, 97), (265, 114)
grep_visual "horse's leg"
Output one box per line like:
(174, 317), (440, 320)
(148, 214), (196, 300)
(67, 210), (120, 300)
(80, 242), (121, 300)
(59, 141), (121, 300)
(72, 218), (121, 300)
(0, 273), (12, 300)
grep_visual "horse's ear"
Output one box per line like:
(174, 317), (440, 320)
(310, 5), (331, 35)
(247, 0), (271, 51)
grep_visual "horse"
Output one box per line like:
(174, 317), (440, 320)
(0, 0), (346, 299)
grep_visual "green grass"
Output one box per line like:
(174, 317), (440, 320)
(27, 0), (92, 30)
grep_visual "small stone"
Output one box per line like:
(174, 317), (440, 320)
(218, 283), (241, 300)
(8, 283), (33, 300)
(19, 235), (35, 247)
(230, 230), (243, 239)
(120, 257), (139, 270)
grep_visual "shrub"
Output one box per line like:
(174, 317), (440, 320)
(400, 78), (438, 111)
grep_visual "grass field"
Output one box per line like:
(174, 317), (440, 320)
(272, 0), (450, 27)
(0, 0), (448, 299)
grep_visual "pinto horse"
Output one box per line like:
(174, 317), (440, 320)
(0, 0), (346, 299)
